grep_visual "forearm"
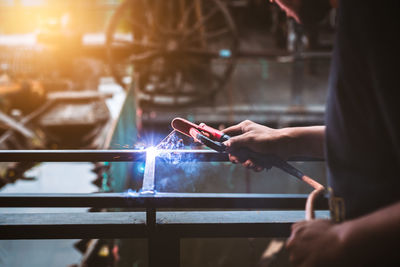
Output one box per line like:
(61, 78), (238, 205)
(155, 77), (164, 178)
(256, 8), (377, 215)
(339, 201), (400, 264)
(283, 125), (325, 158)
(222, 121), (325, 160)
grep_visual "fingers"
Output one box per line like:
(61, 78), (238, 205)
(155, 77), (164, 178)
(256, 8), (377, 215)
(286, 221), (307, 249)
(287, 223), (307, 266)
(254, 165), (264, 172)
(222, 120), (253, 136)
(228, 154), (239, 164)
(224, 134), (252, 151)
(291, 220), (308, 232)
(228, 154), (264, 172)
(242, 159), (254, 168)
(223, 121), (265, 172)
(222, 124), (243, 136)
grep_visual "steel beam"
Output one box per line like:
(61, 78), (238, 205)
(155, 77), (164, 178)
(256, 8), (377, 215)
(0, 149), (322, 162)
(141, 149), (157, 194)
(0, 192), (329, 209)
(0, 211), (330, 239)
(0, 149), (228, 162)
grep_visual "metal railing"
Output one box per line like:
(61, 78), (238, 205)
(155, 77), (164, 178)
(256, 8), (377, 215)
(0, 149), (329, 266)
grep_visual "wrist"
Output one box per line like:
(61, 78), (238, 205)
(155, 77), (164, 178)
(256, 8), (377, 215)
(278, 127), (307, 158)
(332, 221), (363, 266)
(333, 223), (350, 255)
(282, 126), (325, 158)
(276, 127), (296, 159)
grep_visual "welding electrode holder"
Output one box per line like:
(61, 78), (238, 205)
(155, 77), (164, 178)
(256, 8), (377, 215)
(189, 128), (228, 152)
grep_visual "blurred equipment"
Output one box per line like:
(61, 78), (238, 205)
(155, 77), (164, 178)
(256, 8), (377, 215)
(38, 91), (112, 148)
(106, 0), (239, 106)
(0, 109), (44, 189)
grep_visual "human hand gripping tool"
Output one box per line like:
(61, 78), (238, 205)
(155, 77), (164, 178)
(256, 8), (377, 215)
(171, 117), (325, 220)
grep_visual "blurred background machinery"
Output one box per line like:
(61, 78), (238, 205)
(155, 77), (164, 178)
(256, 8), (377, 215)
(107, 0), (239, 106)
(0, 0), (335, 266)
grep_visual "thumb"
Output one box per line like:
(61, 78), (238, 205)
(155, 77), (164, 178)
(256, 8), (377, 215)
(223, 134), (250, 152)
(223, 136), (251, 163)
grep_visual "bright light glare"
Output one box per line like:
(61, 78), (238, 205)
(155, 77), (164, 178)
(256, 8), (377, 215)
(146, 146), (159, 158)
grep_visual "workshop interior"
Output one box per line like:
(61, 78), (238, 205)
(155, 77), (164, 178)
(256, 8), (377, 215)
(0, 0), (335, 266)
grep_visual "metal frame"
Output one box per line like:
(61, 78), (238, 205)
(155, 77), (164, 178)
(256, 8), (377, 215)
(0, 150), (328, 266)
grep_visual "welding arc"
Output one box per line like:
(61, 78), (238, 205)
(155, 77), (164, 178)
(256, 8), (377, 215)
(156, 130), (177, 149)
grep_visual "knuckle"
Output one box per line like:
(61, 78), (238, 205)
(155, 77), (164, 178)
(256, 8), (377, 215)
(241, 120), (253, 128)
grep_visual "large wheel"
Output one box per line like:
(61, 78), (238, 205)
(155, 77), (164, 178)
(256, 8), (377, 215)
(106, 0), (238, 106)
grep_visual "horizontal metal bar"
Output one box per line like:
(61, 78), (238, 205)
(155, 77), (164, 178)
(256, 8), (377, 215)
(0, 192), (329, 210)
(0, 150), (322, 162)
(0, 210), (330, 239)
(0, 149), (228, 162)
(141, 104), (325, 125)
(238, 50), (332, 60)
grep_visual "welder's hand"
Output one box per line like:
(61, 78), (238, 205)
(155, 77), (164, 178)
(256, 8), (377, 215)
(222, 120), (291, 171)
(286, 219), (347, 267)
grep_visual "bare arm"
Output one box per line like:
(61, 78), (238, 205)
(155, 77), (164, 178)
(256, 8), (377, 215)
(339, 201), (400, 265)
(287, 201), (400, 266)
(222, 120), (325, 160)
(286, 125), (325, 159)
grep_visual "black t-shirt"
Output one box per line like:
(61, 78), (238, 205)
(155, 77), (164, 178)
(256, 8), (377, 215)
(326, 0), (400, 221)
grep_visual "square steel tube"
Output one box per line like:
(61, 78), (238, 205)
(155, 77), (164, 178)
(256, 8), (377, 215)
(0, 192), (329, 209)
(0, 211), (330, 239)
(0, 149), (227, 162)
(0, 149), (322, 162)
